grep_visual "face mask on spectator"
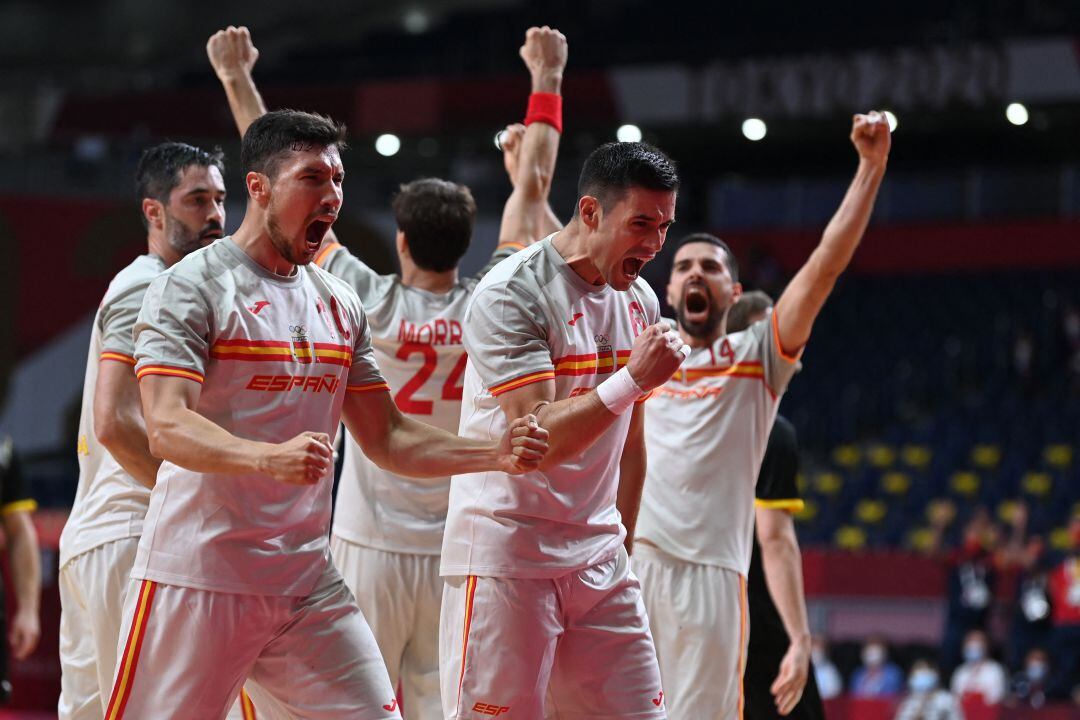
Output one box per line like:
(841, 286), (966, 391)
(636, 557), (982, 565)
(1026, 661), (1048, 682)
(963, 642), (986, 663)
(863, 644), (886, 667)
(909, 668), (938, 693)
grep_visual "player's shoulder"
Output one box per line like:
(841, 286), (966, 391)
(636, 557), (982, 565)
(102, 254), (167, 306)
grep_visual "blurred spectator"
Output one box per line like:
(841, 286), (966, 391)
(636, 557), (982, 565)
(810, 636), (843, 701)
(940, 510), (998, 676)
(894, 659), (963, 720)
(850, 637), (905, 698)
(949, 629), (1007, 705)
(1007, 647), (1050, 709)
(1047, 515), (1080, 698)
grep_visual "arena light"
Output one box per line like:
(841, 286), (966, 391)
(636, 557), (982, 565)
(375, 133), (401, 157)
(616, 124), (643, 143)
(742, 118), (767, 141)
(883, 110), (898, 132)
(1006, 102), (1029, 126)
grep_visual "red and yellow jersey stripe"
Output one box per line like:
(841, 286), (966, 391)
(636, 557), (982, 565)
(100, 352), (136, 366)
(489, 369), (556, 396)
(135, 365), (205, 384)
(346, 381), (391, 394)
(209, 339), (353, 367)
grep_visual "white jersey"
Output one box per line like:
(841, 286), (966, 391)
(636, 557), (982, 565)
(636, 313), (800, 575)
(441, 236), (658, 578)
(60, 254), (165, 568)
(131, 238), (387, 596)
(318, 242), (514, 555)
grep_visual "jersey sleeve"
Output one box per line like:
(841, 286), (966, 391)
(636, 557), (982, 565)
(0, 439), (36, 515)
(755, 415), (803, 512)
(98, 281), (151, 366)
(463, 280), (553, 396)
(344, 302), (390, 394)
(133, 273), (210, 385)
(318, 243), (396, 308)
(737, 310), (801, 397)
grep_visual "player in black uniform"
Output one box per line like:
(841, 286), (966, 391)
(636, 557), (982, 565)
(729, 291), (824, 719)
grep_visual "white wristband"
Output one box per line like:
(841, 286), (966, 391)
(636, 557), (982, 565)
(596, 367), (644, 416)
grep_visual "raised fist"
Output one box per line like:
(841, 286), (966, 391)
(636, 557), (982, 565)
(520, 26), (567, 88)
(207, 25), (259, 81)
(626, 323), (690, 393)
(851, 111), (891, 167)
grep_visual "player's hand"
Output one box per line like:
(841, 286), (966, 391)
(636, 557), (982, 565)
(9, 608), (39, 661)
(496, 414), (549, 474)
(520, 26), (567, 92)
(498, 123), (526, 187)
(770, 640), (810, 716)
(207, 25), (259, 82)
(264, 431), (333, 485)
(851, 111), (891, 168)
(625, 323), (690, 392)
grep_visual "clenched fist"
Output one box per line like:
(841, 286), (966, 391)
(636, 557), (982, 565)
(207, 25), (259, 82)
(498, 123), (526, 186)
(497, 414), (550, 474)
(520, 26), (567, 93)
(851, 111), (891, 168)
(626, 323), (690, 392)
(264, 431), (333, 485)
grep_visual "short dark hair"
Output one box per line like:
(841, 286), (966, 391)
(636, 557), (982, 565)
(675, 232), (739, 282)
(575, 141), (679, 214)
(392, 178), (477, 273)
(135, 142), (224, 228)
(727, 290), (773, 333)
(240, 109), (347, 178)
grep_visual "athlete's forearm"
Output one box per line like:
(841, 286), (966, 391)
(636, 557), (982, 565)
(377, 415), (501, 478)
(616, 409), (646, 553)
(4, 515), (40, 618)
(219, 71), (267, 138)
(146, 405), (273, 476)
(529, 392), (621, 470)
(759, 523), (812, 650)
(775, 158), (885, 353)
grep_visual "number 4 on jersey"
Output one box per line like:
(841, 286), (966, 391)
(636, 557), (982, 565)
(394, 344), (468, 415)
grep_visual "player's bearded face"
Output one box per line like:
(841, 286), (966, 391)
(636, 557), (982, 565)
(667, 243), (740, 340)
(591, 188), (675, 291)
(162, 164), (226, 258)
(264, 146), (343, 266)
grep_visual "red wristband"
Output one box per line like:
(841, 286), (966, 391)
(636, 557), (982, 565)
(524, 92), (563, 134)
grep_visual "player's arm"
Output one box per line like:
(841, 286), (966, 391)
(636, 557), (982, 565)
(773, 112), (891, 356)
(139, 374), (334, 485)
(496, 27), (567, 252)
(1, 507), (40, 660)
(341, 389), (547, 477)
(207, 26), (265, 137)
(756, 505), (811, 715)
(93, 358), (160, 488)
(497, 323), (685, 471)
(616, 403), (646, 554)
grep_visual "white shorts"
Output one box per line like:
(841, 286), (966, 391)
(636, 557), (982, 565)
(440, 547), (666, 720)
(105, 563), (400, 719)
(59, 537), (140, 719)
(635, 543), (748, 720)
(331, 536), (442, 720)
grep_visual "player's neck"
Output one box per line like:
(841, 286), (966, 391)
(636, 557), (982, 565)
(402, 264), (458, 293)
(146, 232), (181, 268)
(552, 221), (604, 286)
(232, 218), (297, 277)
